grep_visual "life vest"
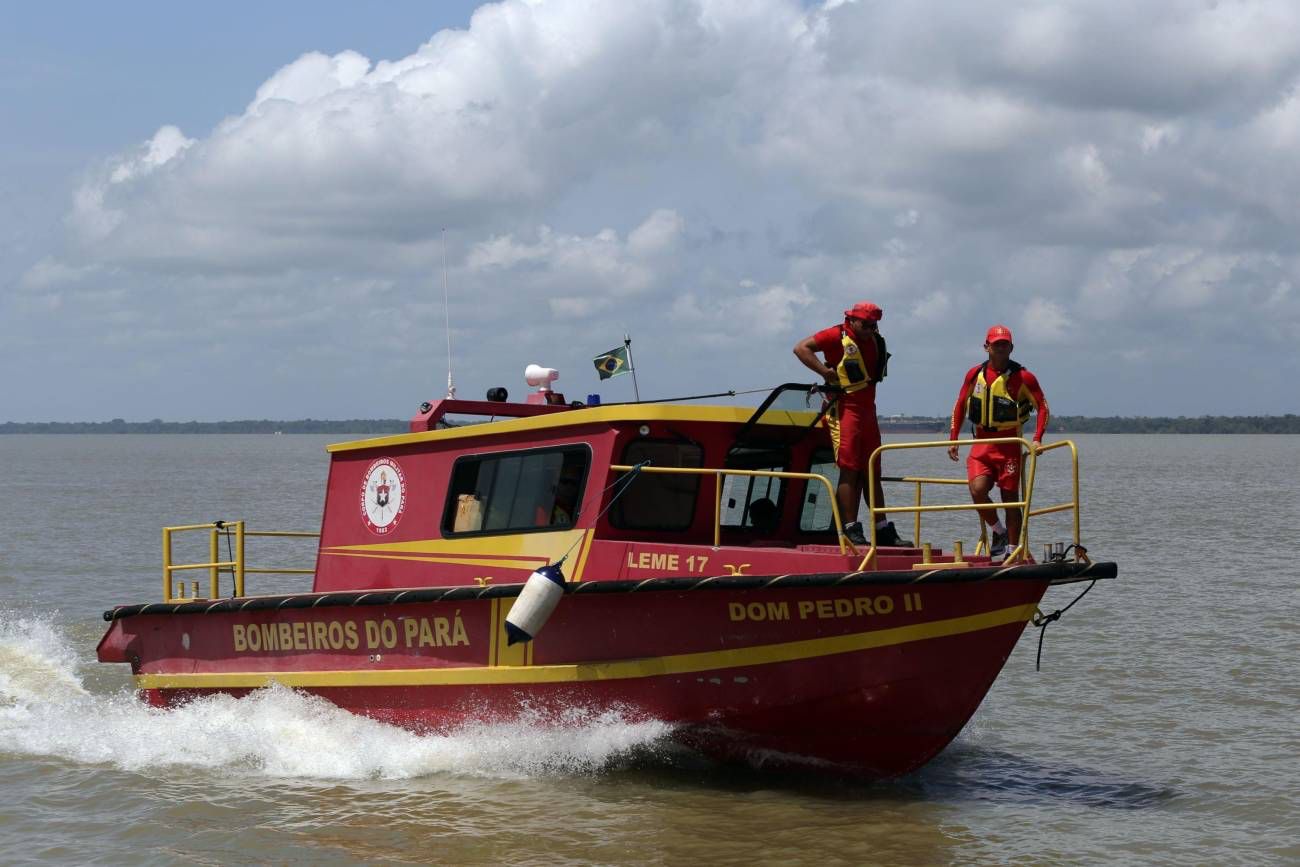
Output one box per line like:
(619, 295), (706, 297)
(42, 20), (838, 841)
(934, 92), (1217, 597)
(835, 327), (889, 394)
(966, 361), (1033, 432)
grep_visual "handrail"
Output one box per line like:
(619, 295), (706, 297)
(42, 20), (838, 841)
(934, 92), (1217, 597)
(863, 437), (1082, 569)
(609, 465), (848, 553)
(881, 474), (975, 549)
(162, 521), (319, 602)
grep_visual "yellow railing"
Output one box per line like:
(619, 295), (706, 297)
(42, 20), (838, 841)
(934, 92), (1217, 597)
(881, 473), (972, 550)
(609, 465), (848, 553)
(862, 437), (1082, 569)
(162, 521), (319, 602)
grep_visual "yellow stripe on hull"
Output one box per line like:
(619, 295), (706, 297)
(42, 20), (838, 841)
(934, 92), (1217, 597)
(321, 551), (549, 571)
(134, 603), (1036, 690)
(318, 530), (593, 580)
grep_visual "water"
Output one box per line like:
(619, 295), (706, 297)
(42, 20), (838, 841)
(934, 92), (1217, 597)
(1, 434), (1296, 864)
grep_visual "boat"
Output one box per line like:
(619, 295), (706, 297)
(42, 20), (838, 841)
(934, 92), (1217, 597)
(96, 377), (1116, 777)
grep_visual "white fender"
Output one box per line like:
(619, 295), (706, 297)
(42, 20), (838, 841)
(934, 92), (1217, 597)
(504, 564), (567, 645)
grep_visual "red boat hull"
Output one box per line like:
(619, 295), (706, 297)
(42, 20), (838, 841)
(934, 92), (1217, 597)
(102, 577), (1049, 777)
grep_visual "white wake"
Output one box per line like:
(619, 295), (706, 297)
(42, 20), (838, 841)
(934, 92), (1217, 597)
(0, 612), (674, 780)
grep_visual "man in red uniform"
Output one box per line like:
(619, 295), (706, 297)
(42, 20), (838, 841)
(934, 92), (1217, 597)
(794, 302), (908, 548)
(947, 325), (1049, 561)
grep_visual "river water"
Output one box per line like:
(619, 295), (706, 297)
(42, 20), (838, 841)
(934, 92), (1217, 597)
(0, 434), (1296, 865)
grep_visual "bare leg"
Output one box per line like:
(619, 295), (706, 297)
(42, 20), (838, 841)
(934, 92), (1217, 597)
(1002, 487), (1023, 548)
(837, 466), (863, 525)
(969, 474), (998, 526)
(870, 454), (888, 524)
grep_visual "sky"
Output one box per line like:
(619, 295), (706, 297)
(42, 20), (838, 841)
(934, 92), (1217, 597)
(3, 0), (1299, 422)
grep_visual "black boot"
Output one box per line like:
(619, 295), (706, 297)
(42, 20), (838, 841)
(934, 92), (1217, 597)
(876, 521), (913, 547)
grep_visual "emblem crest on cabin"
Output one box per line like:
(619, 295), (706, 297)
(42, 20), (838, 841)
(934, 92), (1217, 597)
(360, 458), (406, 535)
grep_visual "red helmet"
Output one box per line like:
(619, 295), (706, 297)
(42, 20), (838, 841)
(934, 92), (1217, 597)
(985, 324), (1013, 344)
(844, 302), (883, 322)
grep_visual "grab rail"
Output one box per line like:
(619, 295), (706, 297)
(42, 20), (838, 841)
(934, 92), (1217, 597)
(162, 521), (319, 602)
(879, 474), (972, 551)
(862, 437), (1082, 569)
(609, 465), (848, 553)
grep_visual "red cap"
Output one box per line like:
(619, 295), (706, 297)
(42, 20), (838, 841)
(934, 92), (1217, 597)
(985, 324), (1013, 344)
(844, 302), (883, 322)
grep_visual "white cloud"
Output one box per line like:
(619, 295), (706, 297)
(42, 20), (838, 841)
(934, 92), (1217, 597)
(1151, 252), (1237, 310)
(8, 0), (1300, 419)
(893, 209), (920, 228)
(750, 283), (816, 335)
(911, 290), (952, 324)
(249, 50), (372, 108)
(466, 209), (684, 301)
(671, 281), (813, 338)
(1022, 297), (1069, 342)
(49, 2), (805, 278)
(627, 209), (685, 257)
(1140, 123), (1178, 153)
(108, 125), (194, 184)
(17, 258), (98, 291)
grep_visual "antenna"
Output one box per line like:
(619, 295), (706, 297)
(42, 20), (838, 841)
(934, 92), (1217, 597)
(442, 228), (456, 399)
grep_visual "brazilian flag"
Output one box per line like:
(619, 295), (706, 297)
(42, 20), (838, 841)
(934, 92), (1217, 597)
(593, 346), (630, 380)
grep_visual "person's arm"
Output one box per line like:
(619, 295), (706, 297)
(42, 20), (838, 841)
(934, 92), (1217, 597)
(793, 334), (835, 382)
(1022, 370), (1050, 446)
(947, 369), (975, 460)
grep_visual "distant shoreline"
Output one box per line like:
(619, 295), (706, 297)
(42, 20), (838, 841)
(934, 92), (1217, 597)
(878, 414), (1300, 434)
(2, 414), (1298, 434)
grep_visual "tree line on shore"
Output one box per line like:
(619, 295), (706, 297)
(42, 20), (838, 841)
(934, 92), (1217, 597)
(1048, 415), (1300, 434)
(0, 419), (410, 434)
(879, 415), (1300, 434)
(878, 415), (1300, 434)
(3, 414), (1299, 434)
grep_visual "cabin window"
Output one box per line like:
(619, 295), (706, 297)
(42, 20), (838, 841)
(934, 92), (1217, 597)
(611, 440), (703, 531)
(720, 446), (789, 532)
(443, 446), (590, 535)
(799, 447), (839, 532)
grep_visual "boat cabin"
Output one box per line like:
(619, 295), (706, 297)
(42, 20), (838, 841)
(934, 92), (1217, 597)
(311, 383), (866, 593)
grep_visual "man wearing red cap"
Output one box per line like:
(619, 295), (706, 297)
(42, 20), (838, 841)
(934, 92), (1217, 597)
(794, 302), (908, 548)
(947, 325), (1050, 561)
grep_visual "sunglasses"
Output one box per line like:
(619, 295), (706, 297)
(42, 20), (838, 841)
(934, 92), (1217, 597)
(849, 319), (878, 329)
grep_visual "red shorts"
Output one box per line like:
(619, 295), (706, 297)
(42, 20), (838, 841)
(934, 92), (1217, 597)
(825, 397), (882, 473)
(967, 442), (1022, 492)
